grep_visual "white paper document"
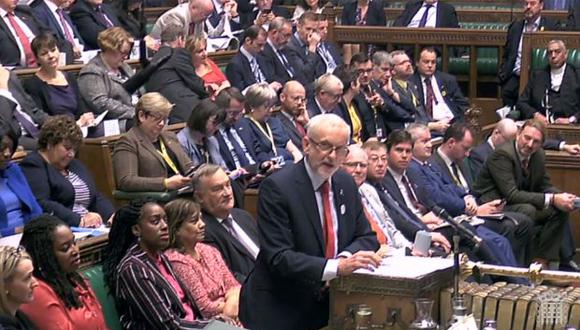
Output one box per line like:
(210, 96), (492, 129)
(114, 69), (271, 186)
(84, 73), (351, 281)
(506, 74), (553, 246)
(354, 256), (453, 279)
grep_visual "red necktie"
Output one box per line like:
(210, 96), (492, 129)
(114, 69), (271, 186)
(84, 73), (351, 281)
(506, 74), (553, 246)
(522, 158), (529, 177)
(424, 77), (435, 119)
(295, 121), (306, 138)
(362, 204), (388, 245)
(319, 181), (336, 258)
(402, 175), (427, 214)
(6, 13), (35, 67)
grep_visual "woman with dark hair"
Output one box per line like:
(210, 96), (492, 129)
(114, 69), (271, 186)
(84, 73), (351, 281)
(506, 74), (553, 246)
(292, 0), (325, 22)
(0, 246), (38, 330)
(102, 199), (208, 329)
(165, 199), (242, 324)
(19, 215), (108, 330)
(0, 127), (42, 236)
(177, 99), (226, 166)
(24, 33), (95, 129)
(20, 115), (114, 228)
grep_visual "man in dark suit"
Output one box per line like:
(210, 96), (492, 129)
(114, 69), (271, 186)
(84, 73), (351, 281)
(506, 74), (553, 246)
(0, 1), (54, 67)
(567, 0), (580, 29)
(193, 164), (259, 283)
(286, 11), (321, 86)
(225, 25), (281, 92)
(275, 80), (307, 151)
(473, 119), (576, 269)
(498, 0), (560, 107)
(261, 17), (302, 87)
(316, 14), (341, 76)
(147, 25), (208, 124)
(0, 66), (49, 149)
(241, 0), (290, 28)
(307, 73), (344, 118)
(517, 40), (580, 123)
(30, 0), (83, 60)
(239, 114), (381, 330)
(69, 0), (120, 50)
(393, 0), (459, 28)
(410, 47), (469, 129)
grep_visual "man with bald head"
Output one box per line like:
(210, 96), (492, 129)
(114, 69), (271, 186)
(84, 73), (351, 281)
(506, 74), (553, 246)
(275, 80), (308, 151)
(240, 114), (380, 330)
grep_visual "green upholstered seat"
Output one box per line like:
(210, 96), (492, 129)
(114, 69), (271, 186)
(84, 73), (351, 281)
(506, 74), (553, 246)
(531, 48), (580, 70)
(81, 265), (122, 330)
(112, 190), (178, 202)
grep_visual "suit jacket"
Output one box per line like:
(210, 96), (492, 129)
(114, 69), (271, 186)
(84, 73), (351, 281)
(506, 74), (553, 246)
(225, 51), (272, 91)
(20, 152), (114, 226)
(341, 0), (386, 26)
(468, 140), (494, 180)
(176, 127), (226, 167)
(261, 42), (301, 86)
(236, 116), (292, 163)
(240, 162), (378, 330)
(0, 5), (58, 67)
(337, 96), (376, 142)
(392, 0), (459, 28)
(472, 140), (559, 208)
(215, 124), (259, 171)
(429, 148), (473, 190)
(147, 47), (208, 124)
(241, 6), (291, 28)
(202, 208), (259, 283)
(273, 111), (303, 151)
(113, 126), (193, 192)
(0, 163), (42, 236)
(286, 33), (320, 85)
(69, 0), (120, 50)
(0, 311), (36, 330)
(315, 41), (342, 77)
(22, 72), (86, 118)
(30, 0), (84, 44)
(498, 17), (560, 83)
(0, 72), (49, 138)
(409, 71), (469, 121)
(206, 6), (242, 33)
(387, 79), (429, 129)
(368, 80), (413, 135)
(567, 1), (580, 30)
(517, 63), (580, 119)
(77, 53), (135, 120)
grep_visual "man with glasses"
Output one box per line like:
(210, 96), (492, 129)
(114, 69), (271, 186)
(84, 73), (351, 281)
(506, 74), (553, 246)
(261, 17), (302, 87)
(307, 73), (344, 119)
(240, 113), (380, 330)
(275, 80), (308, 151)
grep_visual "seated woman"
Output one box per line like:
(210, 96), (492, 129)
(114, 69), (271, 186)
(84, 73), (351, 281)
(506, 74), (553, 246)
(237, 83), (302, 166)
(102, 199), (208, 329)
(0, 246), (38, 330)
(19, 215), (108, 330)
(78, 27), (137, 133)
(24, 33), (95, 130)
(189, 37), (231, 98)
(0, 127), (42, 236)
(21, 116), (114, 228)
(113, 93), (194, 192)
(340, 0), (386, 63)
(177, 99), (226, 167)
(292, 0), (325, 22)
(165, 199), (242, 323)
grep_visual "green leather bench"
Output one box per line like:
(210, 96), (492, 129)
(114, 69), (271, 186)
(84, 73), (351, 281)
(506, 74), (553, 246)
(530, 48), (580, 70)
(82, 264), (122, 330)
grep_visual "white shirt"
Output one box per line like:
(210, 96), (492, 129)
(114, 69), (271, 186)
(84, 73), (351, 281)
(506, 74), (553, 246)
(0, 7), (35, 67)
(216, 215), (260, 259)
(550, 62), (566, 92)
(314, 97), (334, 115)
(420, 74), (454, 121)
(408, 1), (438, 27)
(514, 16), (541, 75)
(387, 167), (423, 218)
(0, 89), (38, 136)
(437, 147), (469, 191)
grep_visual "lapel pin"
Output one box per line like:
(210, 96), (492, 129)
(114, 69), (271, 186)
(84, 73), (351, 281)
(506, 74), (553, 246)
(340, 204), (346, 215)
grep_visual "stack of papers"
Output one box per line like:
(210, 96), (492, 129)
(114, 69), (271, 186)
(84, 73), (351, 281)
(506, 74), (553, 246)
(354, 256), (453, 279)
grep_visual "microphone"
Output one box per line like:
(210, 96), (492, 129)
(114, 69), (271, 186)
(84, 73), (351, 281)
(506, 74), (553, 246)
(431, 205), (483, 249)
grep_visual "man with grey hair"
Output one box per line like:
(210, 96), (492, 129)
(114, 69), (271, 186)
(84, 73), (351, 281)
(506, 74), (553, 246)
(240, 113), (380, 330)
(262, 17), (302, 86)
(517, 39), (580, 124)
(192, 164), (259, 283)
(307, 73), (344, 118)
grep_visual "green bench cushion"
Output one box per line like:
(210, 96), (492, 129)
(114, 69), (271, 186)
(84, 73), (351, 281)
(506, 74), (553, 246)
(81, 265), (122, 330)
(113, 190), (178, 202)
(531, 48), (580, 70)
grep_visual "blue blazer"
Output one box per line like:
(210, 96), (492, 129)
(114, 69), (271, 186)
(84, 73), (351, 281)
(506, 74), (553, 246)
(176, 127), (226, 167)
(225, 51), (273, 91)
(30, 0), (84, 45)
(236, 116), (292, 163)
(0, 163), (42, 236)
(20, 152), (114, 226)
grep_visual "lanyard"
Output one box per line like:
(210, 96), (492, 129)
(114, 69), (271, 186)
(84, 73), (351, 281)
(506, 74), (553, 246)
(247, 116), (277, 156)
(157, 138), (180, 175)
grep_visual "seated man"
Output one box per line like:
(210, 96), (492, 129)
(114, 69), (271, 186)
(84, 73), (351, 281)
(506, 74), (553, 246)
(393, 0), (459, 28)
(0, 66), (49, 149)
(410, 47), (469, 130)
(193, 164), (260, 283)
(261, 17), (303, 87)
(241, 0), (291, 29)
(343, 144), (447, 257)
(307, 73), (344, 118)
(517, 39), (580, 124)
(69, 0), (120, 50)
(286, 11), (322, 85)
(315, 14), (341, 76)
(473, 119), (576, 270)
(225, 25), (281, 92)
(206, 0), (242, 36)
(274, 80), (308, 151)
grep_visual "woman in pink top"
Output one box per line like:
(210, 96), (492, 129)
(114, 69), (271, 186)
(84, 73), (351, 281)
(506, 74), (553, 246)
(19, 215), (108, 330)
(164, 199), (242, 325)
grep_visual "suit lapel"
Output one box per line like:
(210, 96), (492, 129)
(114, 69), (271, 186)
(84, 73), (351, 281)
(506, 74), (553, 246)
(0, 14), (18, 46)
(205, 212), (256, 260)
(134, 127), (168, 172)
(296, 162), (325, 255)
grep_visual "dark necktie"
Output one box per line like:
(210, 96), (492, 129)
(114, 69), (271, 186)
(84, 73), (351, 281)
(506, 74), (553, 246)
(13, 110), (40, 138)
(319, 181), (336, 258)
(6, 13), (35, 67)
(223, 216), (258, 259)
(424, 77), (435, 119)
(418, 4), (433, 27)
(96, 6), (113, 28)
(521, 158), (530, 177)
(277, 49), (295, 78)
(56, 9), (75, 44)
(450, 162), (464, 187)
(401, 175), (427, 214)
(224, 128), (250, 167)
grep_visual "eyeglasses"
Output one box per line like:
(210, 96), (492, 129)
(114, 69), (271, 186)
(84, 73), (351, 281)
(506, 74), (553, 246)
(343, 161), (368, 169)
(309, 138), (349, 157)
(146, 112), (169, 125)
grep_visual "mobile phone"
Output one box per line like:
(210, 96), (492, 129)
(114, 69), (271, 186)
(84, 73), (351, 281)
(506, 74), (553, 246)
(574, 198), (580, 209)
(185, 164), (201, 177)
(413, 230), (431, 256)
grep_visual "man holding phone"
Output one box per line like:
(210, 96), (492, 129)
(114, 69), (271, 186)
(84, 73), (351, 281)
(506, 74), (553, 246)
(242, 0), (290, 29)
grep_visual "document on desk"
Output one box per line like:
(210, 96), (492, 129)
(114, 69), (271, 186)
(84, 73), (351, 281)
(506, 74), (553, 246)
(354, 256), (453, 279)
